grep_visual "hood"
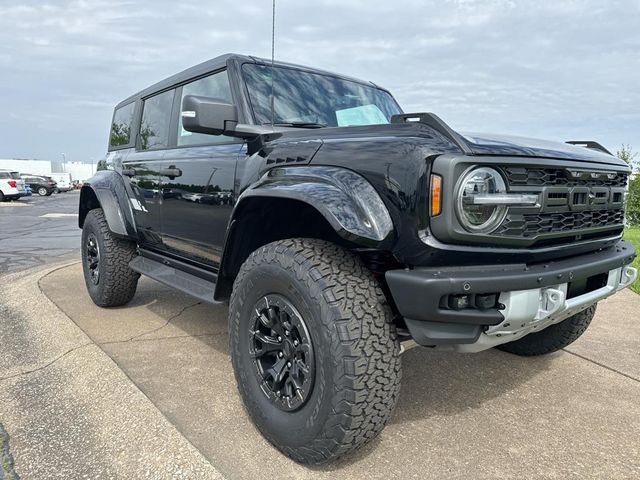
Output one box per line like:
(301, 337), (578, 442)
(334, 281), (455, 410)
(460, 131), (628, 167)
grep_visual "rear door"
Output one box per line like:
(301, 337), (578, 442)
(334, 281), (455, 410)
(120, 90), (176, 250)
(157, 69), (243, 268)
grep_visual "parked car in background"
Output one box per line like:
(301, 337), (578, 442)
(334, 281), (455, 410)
(21, 174), (57, 196)
(0, 169), (26, 201)
(49, 173), (73, 192)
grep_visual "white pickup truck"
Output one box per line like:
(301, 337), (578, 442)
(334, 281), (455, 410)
(49, 173), (73, 192)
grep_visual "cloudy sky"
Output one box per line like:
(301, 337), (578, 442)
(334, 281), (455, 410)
(1, 0), (639, 163)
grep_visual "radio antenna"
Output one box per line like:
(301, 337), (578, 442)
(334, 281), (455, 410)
(270, 0), (276, 126)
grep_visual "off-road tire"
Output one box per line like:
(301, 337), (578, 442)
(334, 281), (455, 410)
(81, 208), (139, 307)
(496, 304), (596, 356)
(229, 238), (401, 464)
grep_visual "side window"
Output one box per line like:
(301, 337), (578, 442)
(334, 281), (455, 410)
(177, 70), (235, 146)
(140, 89), (175, 150)
(109, 102), (135, 148)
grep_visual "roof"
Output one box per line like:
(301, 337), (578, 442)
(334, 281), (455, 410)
(115, 53), (380, 109)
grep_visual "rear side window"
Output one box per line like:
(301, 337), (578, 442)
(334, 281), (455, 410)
(140, 89), (175, 150)
(109, 102), (135, 148)
(177, 70), (234, 146)
(0, 172), (9, 179)
(10, 172), (20, 179)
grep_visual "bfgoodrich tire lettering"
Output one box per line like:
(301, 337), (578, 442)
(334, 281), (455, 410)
(81, 208), (139, 307)
(229, 238), (401, 464)
(496, 304), (596, 356)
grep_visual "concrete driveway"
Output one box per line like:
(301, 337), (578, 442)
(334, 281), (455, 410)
(6, 261), (634, 479)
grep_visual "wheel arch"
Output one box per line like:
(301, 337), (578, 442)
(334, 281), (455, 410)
(79, 170), (137, 239)
(214, 166), (396, 300)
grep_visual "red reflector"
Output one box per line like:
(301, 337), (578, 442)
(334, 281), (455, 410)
(8, 180), (16, 188)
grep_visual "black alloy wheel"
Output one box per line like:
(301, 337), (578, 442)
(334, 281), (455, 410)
(249, 294), (314, 411)
(85, 233), (100, 285)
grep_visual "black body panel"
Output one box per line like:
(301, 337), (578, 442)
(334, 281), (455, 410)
(79, 170), (137, 239)
(85, 52), (637, 326)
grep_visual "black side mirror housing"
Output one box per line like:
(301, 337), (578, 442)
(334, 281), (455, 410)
(181, 95), (239, 136)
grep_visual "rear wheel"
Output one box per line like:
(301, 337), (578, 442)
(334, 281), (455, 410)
(81, 208), (139, 307)
(229, 238), (401, 464)
(37, 187), (48, 196)
(496, 305), (596, 356)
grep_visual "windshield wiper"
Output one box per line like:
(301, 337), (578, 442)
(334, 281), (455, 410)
(267, 122), (328, 129)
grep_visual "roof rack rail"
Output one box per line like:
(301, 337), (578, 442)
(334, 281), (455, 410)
(565, 140), (612, 156)
(391, 112), (473, 155)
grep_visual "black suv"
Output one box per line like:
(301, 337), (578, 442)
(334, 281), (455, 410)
(22, 175), (57, 196)
(79, 53), (637, 464)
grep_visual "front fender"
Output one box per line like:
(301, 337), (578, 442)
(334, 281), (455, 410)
(79, 170), (137, 239)
(236, 166), (394, 245)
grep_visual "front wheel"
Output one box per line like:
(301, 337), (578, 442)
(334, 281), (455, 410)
(496, 305), (596, 356)
(229, 239), (401, 464)
(81, 208), (139, 307)
(37, 187), (48, 196)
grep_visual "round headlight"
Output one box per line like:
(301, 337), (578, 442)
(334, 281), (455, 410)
(455, 167), (508, 233)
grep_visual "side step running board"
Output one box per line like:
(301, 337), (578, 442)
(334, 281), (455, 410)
(129, 256), (219, 304)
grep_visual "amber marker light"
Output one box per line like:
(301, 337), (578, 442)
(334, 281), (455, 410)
(430, 174), (442, 216)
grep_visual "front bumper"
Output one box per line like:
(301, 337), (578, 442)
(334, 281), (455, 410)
(386, 241), (637, 352)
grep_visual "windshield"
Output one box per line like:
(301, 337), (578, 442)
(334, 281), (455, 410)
(242, 64), (402, 127)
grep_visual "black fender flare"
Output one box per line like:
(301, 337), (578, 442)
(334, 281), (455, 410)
(79, 170), (138, 239)
(214, 165), (395, 299)
(236, 165), (394, 244)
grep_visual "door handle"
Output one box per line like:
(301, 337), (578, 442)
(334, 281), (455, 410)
(122, 168), (136, 177)
(160, 166), (182, 179)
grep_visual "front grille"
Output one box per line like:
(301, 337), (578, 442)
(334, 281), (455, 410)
(495, 166), (627, 243)
(503, 167), (628, 188)
(497, 209), (625, 237)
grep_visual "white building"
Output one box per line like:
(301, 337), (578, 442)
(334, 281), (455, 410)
(0, 159), (95, 182)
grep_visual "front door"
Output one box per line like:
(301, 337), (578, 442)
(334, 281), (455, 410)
(158, 143), (241, 267)
(156, 68), (242, 269)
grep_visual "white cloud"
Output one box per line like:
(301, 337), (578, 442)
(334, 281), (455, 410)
(0, 0), (639, 160)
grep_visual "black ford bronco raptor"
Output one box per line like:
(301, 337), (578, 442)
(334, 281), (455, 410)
(79, 53), (637, 464)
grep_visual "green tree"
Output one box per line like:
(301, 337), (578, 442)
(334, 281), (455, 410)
(618, 145), (640, 225)
(617, 144), (638, 170)
(627, 176), (640, 226)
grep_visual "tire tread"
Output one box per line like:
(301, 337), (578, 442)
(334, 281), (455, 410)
(82, 208), (139, 307)
(229, 238), (401, 464)
(497, 305), (596, 356)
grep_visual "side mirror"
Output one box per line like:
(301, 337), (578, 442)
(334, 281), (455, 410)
(181, 95), (238, 136)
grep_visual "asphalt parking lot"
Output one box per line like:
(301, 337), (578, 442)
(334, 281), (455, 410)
(0, 191), (80, 272)
(1, 195), (640, 479)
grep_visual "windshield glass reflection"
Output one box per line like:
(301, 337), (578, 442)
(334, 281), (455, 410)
(242, 64), (402, 127)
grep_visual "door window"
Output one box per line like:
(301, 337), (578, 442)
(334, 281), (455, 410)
(140, 89), (175, 150)
(177, 70), (235, 146)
